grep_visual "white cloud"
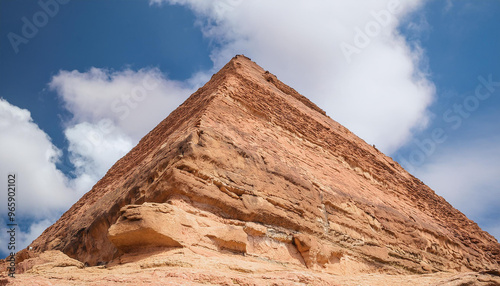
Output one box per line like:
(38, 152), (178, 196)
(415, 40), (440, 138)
(414, 138), (500, 240)
(48, 67), (199, 194)
(64, 121), (135, 194)
(0, 99), (74, 218)
(49, 67), (194, 141)
(18, 220), (54, 249)
(0, 99), (78, 255)
(152, 0), (434, 153)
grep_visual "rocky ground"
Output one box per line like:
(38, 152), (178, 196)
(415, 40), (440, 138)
(2, 250), (500, 285)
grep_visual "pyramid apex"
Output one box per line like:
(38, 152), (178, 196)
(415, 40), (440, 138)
(233, 54), (252, 61)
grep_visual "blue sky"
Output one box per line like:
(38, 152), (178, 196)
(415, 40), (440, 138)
(0, 0), (499, 258)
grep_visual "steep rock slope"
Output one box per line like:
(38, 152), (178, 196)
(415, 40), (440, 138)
(24, 55), (499, 274)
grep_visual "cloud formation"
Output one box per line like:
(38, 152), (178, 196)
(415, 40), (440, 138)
(0, 99), (76, 254)
(414, 137), (500, 240)
(49, 67), (198, 193)
(64, 121), (134, 194)
(0, 99), (74, 218)
(152, 0), (435, 153)
(49, 67), (193, 141)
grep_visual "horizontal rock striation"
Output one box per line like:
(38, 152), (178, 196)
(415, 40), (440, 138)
(25, 55), (499, 275)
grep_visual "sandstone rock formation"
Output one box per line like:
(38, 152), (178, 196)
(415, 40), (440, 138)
(5, 55), (500, 284)
(4, 250), (500, 285)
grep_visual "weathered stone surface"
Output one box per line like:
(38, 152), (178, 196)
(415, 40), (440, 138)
(293, 233), (343, 268)
(108, 203), (185, 252)
(6, 55), (499, 284)
(17, 251), (84, 274)
(206, 225), (248, 253)
(243, 222), (267, 237)
(3, 250), (500, 285)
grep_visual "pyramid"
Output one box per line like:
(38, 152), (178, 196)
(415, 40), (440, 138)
(24, 55), (499, 276)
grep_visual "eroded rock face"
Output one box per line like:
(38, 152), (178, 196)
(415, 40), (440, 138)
(108, 204), (184, 251)
(107, 202), (307, 266)
(24, 55), (499, 276)
(4, 249), (500, 286)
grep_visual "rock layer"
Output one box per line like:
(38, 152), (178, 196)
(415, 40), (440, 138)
(5, 250), (500, 286)
(24, 55), (500, 275)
